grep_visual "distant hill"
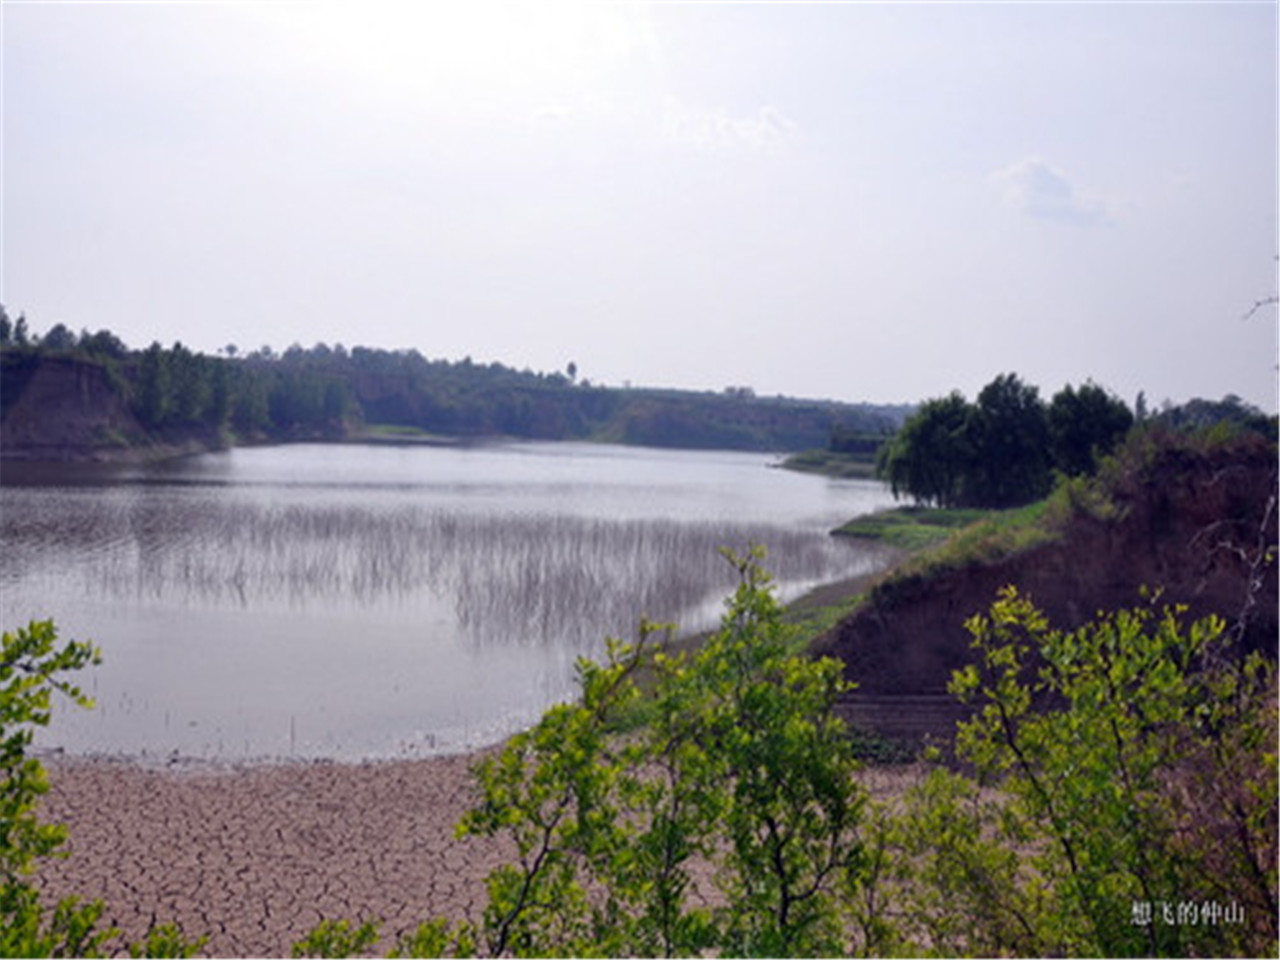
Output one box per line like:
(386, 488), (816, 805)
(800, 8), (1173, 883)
(0, 334), (910, 462)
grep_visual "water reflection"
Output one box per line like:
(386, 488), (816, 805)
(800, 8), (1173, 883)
(6, 498), (874, 644)
(1, 443), (897, 759)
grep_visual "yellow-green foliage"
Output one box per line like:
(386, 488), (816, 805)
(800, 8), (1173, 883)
(0, 622), (206, 959)
(887, 587), (1278, 957)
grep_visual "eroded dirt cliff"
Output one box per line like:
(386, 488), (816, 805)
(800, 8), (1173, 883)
(820, 432), (1278, 742)
(0, 355), (227, 463)
(1, 356), (147, 461)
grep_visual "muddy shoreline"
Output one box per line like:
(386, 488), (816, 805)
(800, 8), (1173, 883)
(36, 750), (921, 958)
(36, 751), (511, 957)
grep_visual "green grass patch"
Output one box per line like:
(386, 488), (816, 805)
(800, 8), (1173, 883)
(833, 506), (993, 551)
(778, 449), (879, 479)
(351, 423), (460, 446)
(361, 423), (436, 437)
(889, 499), (1058, 583)
(783, 594), (866, 647)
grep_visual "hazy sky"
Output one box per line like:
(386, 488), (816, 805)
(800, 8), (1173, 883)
(2, 2), (1277, 411)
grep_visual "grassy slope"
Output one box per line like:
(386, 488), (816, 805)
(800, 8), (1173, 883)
(832, 506), (994, 550)
(835, 501), (1058, 568)
(783, 499), (1062, 660)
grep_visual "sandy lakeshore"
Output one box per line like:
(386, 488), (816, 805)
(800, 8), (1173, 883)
(35, 752), (513, 958)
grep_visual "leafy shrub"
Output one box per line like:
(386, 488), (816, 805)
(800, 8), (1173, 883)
(452, 547), (874, 958)
(889, 587), (1277, 957)
(0, 621), (206, 959)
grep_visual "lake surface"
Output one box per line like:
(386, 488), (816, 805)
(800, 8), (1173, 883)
(1, 442), (897, 762)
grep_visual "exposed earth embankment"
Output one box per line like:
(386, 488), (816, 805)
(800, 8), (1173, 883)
(0, 355), (225, 463)
(819, 432), (1278, 743)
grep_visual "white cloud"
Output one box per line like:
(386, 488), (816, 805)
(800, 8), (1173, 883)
(991, 157), (1111, 226)
(531, 103), (574, 126)
(662, 102), (798, 153)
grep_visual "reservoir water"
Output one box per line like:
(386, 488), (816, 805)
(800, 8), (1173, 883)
(1, 441), (897, 762)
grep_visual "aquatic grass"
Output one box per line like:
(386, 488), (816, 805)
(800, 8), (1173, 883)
(3, 496), (891, 654)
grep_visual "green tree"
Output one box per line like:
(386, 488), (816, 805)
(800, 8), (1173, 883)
(135, 342), (170, 428)
(966, 373), (1052, 508)
(230, 365), (271, 434)
(39, 324), (77, 353)
(879, 374), (1062, 508)
(828, 424), (886, 457)
(1156, 394), (1273, 436)
(876, 391), (973, 507)
(206, 359), (232, 429)
(292, 920), (381, 958)
(1048, 381), (1133, 476)
(79, 329), (129, 361)
(167, 343), (210, 425)
(693, 553), (867, 957)
(0, 621), (105, 957)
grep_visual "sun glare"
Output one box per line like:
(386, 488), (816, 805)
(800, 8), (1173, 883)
(258, 2), (656, 113)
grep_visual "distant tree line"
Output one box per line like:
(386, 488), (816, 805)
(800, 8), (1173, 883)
(827, 423), (890, 457)
(0, 310), (359, 441)
(876, 372), (1275, 510)
(0, 306), (906, 452)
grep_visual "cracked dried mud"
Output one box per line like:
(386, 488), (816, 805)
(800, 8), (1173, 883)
(35, 753), (512, 957)
(35, 753), (920, 957)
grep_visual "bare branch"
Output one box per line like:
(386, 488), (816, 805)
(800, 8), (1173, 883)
(1241, 295), (1278, 322)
